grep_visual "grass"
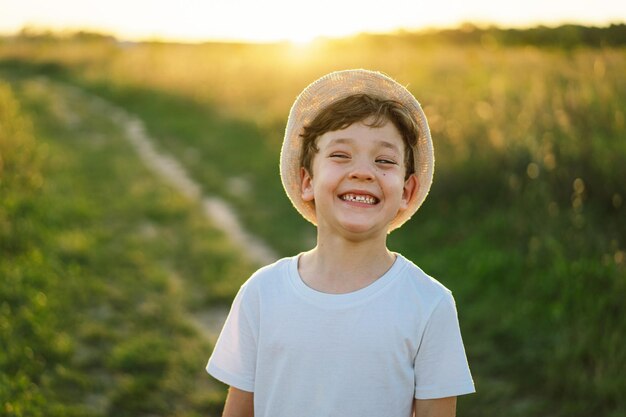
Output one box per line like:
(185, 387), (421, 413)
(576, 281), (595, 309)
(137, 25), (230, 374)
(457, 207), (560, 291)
(1, 32), (625, 416)
(0, 76), (254, 416)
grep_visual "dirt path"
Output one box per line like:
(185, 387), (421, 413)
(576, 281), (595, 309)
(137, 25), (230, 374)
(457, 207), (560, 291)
(90, 92), (278, 266)
(47, 79), (278, 341)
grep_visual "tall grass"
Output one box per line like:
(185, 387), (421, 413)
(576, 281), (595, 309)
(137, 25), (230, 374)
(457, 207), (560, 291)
(0, 78), (50, 417)
(1, 33), (625, 416)
(0, 76), (254, 416)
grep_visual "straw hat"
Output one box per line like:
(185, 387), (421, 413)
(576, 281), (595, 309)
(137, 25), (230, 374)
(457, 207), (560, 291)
(280, 69), (434, 231)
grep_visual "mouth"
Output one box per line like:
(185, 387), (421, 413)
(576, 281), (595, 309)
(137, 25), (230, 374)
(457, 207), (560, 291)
(339, 193), (379, 205)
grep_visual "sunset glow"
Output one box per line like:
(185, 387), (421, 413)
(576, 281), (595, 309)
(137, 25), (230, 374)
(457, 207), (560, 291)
(1, 0), (625, 43)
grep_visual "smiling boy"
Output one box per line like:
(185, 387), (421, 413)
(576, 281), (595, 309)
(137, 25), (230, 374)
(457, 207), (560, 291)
(207, 70), (475, 417)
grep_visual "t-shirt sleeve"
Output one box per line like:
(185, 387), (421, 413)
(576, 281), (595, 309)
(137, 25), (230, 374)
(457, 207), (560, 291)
(206, 284), (258, 392)
(414, 291), (475, 399)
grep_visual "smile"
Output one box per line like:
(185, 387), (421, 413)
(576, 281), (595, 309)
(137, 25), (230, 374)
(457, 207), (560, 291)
(340, 193), (379, 205)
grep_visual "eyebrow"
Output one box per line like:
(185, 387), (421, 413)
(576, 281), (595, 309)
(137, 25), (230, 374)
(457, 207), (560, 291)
(329, 138), (402, 153)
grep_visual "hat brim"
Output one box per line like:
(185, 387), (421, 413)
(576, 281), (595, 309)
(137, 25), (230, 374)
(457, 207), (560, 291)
(280, 69), (434, 232)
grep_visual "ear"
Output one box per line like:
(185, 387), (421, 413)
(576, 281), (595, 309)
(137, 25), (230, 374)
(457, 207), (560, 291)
(400, 173), (419, 210)
(300, 167), (315, 202)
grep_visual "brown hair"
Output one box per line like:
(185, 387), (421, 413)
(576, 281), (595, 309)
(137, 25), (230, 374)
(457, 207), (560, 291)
(299, 94), (419, 179)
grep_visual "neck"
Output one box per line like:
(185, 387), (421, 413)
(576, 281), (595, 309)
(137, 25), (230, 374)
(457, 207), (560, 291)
(298, 231), (396, 294)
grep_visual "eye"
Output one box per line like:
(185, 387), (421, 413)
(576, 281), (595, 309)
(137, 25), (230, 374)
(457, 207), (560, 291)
(376, 158), (398, 165)
(329, 152), (350, 159)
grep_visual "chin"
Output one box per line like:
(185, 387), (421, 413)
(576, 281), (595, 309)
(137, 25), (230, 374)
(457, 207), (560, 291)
(339, 222), (387, 240)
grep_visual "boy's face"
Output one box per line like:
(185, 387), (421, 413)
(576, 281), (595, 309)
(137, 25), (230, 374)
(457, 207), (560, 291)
(300, 117), (418, 239)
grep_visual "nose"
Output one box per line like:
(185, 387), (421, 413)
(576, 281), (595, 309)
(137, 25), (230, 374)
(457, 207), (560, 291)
(348, 160), (375, 181)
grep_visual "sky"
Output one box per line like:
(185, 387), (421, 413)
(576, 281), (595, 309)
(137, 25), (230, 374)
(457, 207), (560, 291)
(1, 0), (625, 43)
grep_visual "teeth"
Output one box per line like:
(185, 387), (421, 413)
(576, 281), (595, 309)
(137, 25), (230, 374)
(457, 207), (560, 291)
(341, 194), (377, 204)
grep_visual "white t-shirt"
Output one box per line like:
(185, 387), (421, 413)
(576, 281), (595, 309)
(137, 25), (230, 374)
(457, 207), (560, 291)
(207, 254), (475, 417)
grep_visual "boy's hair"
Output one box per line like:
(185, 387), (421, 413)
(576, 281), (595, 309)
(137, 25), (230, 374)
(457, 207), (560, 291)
(299, 94), (419, 179)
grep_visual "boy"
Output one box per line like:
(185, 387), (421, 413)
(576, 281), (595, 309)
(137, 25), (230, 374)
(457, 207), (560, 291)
(207, 69), (475, 417)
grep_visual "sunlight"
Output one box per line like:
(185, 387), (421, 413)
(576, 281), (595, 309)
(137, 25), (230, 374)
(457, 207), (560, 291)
(1, 0), (625, 43)
(107, 1), (362, 44)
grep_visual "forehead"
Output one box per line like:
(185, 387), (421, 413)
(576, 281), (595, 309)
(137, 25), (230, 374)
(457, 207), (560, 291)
(318, 120), (404, 151)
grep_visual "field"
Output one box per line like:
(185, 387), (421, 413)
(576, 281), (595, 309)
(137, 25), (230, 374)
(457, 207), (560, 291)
(1, 27), (625, 416)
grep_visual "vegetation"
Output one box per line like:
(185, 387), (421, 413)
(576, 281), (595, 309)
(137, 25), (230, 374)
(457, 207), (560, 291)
(395, 23), (626, 48)
(0, 76), (252, 416)
(1, 25), (625, 416)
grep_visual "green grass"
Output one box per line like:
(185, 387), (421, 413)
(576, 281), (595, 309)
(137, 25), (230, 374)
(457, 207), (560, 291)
(1, 32), (625, 416)
(0, 76), (254, 416)
(71, 81), (315, 257)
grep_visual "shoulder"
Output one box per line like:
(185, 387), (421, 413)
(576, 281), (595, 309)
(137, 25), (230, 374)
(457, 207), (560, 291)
(226, 256), (295, 319)
(236, 255), (296, 300)
(244, 256), (292, 285)
(391, 254), (458, 317)
(395, 254), (453, 299)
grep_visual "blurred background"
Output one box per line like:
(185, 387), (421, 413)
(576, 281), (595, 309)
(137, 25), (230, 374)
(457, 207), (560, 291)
(1, 1), (625, 416)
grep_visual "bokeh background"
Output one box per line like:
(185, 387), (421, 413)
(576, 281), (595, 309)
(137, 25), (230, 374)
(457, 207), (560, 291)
(1, 1), (625, 416)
